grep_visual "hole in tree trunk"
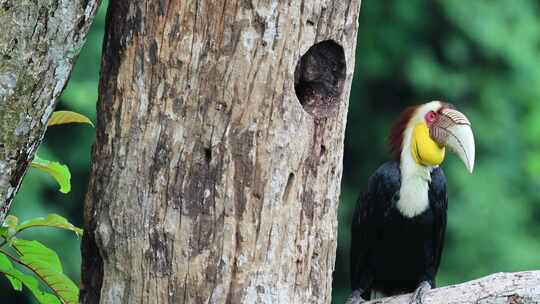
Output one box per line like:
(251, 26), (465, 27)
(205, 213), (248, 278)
(320, 145), (327, 157)
(294, 40), (346, 118)
(204, 147), (212, 163)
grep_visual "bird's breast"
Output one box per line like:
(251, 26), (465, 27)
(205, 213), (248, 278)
(375, 208), (436, 277)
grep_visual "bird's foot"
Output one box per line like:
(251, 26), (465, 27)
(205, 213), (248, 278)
(410, 281), (431, 304)
(346, 289), (367, 304)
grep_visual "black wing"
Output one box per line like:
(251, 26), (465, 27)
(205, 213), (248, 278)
(350, 161), (401, 294)
(427, 166), (448, 286)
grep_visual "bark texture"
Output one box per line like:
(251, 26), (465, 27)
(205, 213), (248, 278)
(366, 271), (540, 304)
(82, 0), (360, 303)
(0, 0), (101, 222)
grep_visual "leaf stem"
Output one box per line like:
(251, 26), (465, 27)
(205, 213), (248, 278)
(0, 248), (21, 265)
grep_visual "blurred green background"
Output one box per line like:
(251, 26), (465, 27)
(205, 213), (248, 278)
(334, 1), (540, 302)
(4, 0), (540, 303)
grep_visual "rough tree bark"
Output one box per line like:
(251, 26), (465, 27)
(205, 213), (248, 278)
(0, 0), (101, 222)
(366, 271), (540, 304)
(81, 0), (360, 303)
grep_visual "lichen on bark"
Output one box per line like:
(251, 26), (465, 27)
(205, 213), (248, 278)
(0, 0), (101, 222)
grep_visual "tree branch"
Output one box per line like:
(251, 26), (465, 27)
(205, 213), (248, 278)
(0, 0), (101, 222)
(366, 271), (540, 304)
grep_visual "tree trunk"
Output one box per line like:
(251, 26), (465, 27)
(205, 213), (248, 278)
(366, 271), (540, 304)
(0, 0), (101, 222)
(81, 0), (360, 303)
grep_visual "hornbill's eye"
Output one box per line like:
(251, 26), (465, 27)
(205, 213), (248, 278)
(425, 111), (437, 125)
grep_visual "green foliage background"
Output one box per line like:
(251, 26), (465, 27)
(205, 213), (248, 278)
(335, 1), (540, 302)
(3, 1), (540, 302)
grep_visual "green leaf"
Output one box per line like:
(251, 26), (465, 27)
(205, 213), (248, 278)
(0, 251), (60, 304)
(12, 239), (79, 304)
(0, 227), (9, 240)
(0, 251), (22, 291)
(48, 111), (94, 127)
(4, 215), (18, 229)
(30, 156), (71, 194)
(17, 214), (83, 237)
(5, 270), (22, 291)
(1, 215), (18, 240)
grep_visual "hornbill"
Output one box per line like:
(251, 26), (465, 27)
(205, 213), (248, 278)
(347, 101), (475, 304)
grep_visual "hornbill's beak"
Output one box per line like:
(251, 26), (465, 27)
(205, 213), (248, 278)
(430, 108), (475, 173)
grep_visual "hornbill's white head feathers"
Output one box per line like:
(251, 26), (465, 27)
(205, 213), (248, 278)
(389, 101), (475, 173)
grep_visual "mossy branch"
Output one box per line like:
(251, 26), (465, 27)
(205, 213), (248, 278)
(0, 0), (101, 222)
